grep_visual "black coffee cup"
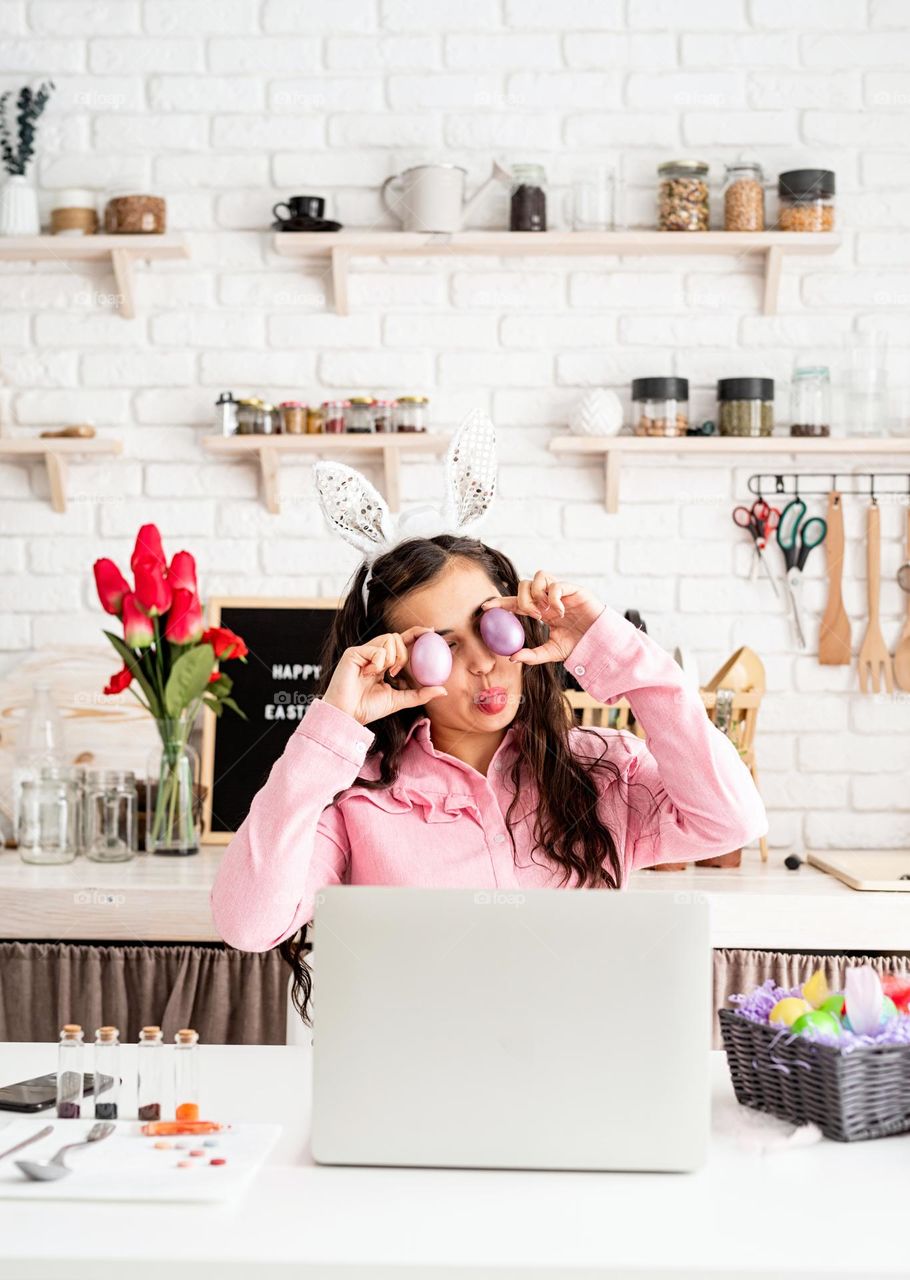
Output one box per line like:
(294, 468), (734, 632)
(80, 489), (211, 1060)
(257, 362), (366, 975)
(272, 195), (325, 222)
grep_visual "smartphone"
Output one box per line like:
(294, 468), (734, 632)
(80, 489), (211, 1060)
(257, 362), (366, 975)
(0, 1072), (96, 1113)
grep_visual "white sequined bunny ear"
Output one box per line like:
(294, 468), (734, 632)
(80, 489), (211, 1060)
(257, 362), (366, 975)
(441, 409), (497, 532)
(313, 461), (396, 562)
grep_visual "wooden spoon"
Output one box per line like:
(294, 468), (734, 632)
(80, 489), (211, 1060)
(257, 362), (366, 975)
(857, 501), (894, 694)
(894, 507), (910, 692)
(818, 490), (851, 665)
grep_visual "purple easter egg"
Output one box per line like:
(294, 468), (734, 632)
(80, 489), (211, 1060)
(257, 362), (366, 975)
(480, 607), (525, 657)
(409, 631), (453, 687)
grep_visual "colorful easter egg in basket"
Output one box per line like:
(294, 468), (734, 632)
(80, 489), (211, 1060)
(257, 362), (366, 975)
(791, 1009), (842, 1038)
(479, 607), (525, 657)
(409, 631), (452, 687)
(769, 997), (810, 1027)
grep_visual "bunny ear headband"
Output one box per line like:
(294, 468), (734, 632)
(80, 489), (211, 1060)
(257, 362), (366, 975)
(313, 410), (498, 610)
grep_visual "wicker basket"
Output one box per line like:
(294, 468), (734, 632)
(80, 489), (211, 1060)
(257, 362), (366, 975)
(718, 1007), (910, 1142)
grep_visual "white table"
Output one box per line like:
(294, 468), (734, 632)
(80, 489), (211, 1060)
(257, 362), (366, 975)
(0, 1042), (907, 1278)
(2, 845), (907, 951)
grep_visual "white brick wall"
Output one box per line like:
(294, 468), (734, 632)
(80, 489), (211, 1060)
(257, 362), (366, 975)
(1, 1), (909, 850)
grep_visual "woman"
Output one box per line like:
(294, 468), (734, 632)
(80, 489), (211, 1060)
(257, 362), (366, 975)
(210, 536), (768, 1022)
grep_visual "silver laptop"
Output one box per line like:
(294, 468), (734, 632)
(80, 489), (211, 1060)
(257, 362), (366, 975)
(311, 886), (711, 1173)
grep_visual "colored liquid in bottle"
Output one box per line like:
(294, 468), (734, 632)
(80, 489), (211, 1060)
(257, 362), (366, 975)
(94, 1101), (118, 1119)
(138, 1102), (161, 1121)
(176, 1101), (199, 1121)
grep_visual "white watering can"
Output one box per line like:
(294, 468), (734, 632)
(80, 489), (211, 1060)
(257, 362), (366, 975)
(381, 161), (511, 234)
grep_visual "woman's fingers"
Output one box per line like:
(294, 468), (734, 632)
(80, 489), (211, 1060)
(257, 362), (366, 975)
(509, 640), (563, 667)
(393, 685), (447, 708)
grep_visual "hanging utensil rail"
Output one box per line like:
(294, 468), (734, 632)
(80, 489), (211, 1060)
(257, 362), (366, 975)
(747, 471), (910, 502)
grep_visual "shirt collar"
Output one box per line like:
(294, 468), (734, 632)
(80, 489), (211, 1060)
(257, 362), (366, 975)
(403, 714), (518, 775)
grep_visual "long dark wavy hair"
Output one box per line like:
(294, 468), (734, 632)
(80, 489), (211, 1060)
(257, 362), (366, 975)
(280, 535), (652, 1025)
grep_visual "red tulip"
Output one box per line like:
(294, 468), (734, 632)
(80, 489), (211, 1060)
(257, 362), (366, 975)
(133, 557), (172, 617)
(103, 665), (133, 696)
(165, 588), (204, 645)
(168, 550), (198, 594)
(123, 592), (153, 649)
(130, 523), (166, 575)
(93, 558), (131, 617)
(201, 626), (248, 661)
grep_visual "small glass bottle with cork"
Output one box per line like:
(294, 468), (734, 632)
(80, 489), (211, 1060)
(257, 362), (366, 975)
(137, 1025), (165, 1121)
(174, 1028), (200, 1121)
(93, 1026), (121, 1119)
(56, 1024), (84, 1118)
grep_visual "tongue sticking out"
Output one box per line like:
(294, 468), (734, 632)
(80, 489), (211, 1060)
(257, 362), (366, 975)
(477, 688), (508, 713)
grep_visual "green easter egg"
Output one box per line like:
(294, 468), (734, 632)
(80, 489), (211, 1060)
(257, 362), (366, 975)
(820, 993), (846, 1017)
(792, 1010), (842, 1038)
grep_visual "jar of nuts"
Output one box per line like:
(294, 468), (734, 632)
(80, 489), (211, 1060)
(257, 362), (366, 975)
(778, 169), (835, 232)
(632, 377), (689, 437)
(657, 160), (709, 232)
(723, 160), (765, 232)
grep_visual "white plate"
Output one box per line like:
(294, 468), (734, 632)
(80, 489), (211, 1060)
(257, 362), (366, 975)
(0, 1117), (282, 1202)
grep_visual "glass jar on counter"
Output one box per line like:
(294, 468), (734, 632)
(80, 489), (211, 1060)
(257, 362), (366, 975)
(17, 776), (79, 864)
(278, 401), (306, 434)
(790, 366), (832, 436)
(510, 164), (547, 232)
(323, 400), (347, 434)
(657, 160), (709, 231)
(778, 169), (835, 232)
(723, 161), (765, 232)
(717, 378), (775, 437)
(84, 769), (138, 864)
(344, 397), (376, 433)
(372, 398), (394, 433)
(259, 401), (277, 434)
(632, 378), (689, 437)
(306, 405), (324, 434)
(235, 397), (261, 435)
(394, 395), (429, 433)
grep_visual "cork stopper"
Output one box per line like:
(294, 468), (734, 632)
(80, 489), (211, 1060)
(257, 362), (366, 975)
(175, 1028), (199, 1044)
(141, 1025), (161, 1035)
(96, 1026), (119, 1042)
(62, 1023), (82, 1034)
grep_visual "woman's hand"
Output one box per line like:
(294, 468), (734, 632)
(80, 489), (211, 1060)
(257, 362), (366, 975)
(322, 627), (448, 726)
(482, 570), (604, 667)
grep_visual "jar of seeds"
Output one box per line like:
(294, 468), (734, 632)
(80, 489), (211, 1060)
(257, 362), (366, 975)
(778, 169), (835, 232)
(632, 377), (689, 437)
(723, 160), (765, 231)
(657, 160), (709, 231)
(717, 378), (775, 437)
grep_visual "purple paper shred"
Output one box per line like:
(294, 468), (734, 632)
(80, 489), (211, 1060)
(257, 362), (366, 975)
(727, 978), (910, 1054)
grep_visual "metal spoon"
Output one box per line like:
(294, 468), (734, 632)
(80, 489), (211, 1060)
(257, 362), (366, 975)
(15, 1121), (115, 1181)
(0, 1124), (54, 1162)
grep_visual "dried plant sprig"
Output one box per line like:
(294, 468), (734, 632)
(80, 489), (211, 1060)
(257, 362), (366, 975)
(0, 80), (54, 177)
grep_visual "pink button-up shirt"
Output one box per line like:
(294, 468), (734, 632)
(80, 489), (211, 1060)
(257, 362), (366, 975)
(211, 604), (768, 952)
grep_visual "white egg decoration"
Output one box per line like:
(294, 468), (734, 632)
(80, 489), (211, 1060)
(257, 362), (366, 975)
(409, 631), (453, 687)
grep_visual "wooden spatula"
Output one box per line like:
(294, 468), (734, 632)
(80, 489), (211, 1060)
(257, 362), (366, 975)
(894, 506), (910, 692)
(818, 490), (851, 665)
(857, 501), (894, 694)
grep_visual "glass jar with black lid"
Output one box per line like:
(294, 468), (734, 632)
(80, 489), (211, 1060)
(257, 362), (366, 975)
(632, 377), (689, 437)
(510, 164), (547, 232)
(778, 169), (835, 231)
(717, 378), (775, 437)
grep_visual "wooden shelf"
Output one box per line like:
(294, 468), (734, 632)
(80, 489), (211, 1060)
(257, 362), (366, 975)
(549, 434), (910, 512)
(0, 436), (123, 512)
(202, 432), (451, 514)
(272, 229), (841, 315)
(0, 235), (189, 318)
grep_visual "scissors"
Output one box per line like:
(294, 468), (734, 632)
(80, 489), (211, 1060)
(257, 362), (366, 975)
(732, 499), (781, 595)
(775, 498), (828, 649)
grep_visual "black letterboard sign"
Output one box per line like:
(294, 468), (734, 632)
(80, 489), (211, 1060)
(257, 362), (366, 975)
(200, 597), (338, 841)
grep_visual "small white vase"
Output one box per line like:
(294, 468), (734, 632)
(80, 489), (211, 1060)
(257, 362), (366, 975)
(0, 173), (41, 235)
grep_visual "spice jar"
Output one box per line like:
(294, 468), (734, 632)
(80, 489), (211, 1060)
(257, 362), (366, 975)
(657, 160), (709, 231)
(215, 391), (238, 436)
(723, 161), (765, 232)
(306, 405), (324, 434)
(259, 402), (277, 434)
(50, 188), (98, 236)
(323, 400), (347, 434)
(278, 400), (306, 434)
(235, 397), (260, 435)
(632, 378), (689, 437)
(790, 366), (831, 436)
(510, 164), (547, 232)
(372, 398), (393, 433)
(778, 169), (835, 231)
(717, 378), (775, 437)
(394, 395), (429, 433)
(344, 397), (376, 433)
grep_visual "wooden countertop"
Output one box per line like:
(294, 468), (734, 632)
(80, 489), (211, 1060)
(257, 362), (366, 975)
(0, 845), (907, 951)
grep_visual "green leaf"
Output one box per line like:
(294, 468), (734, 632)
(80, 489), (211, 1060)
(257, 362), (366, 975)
(164, 643), (215, 718)
(102, 629), (159, 714)
(202, 696), (223, 717)
(220, 696), (248, 720)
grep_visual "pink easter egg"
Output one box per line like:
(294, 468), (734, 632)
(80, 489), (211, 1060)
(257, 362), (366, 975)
(479, 607), (525, 657)
(409, 631), (452, 687)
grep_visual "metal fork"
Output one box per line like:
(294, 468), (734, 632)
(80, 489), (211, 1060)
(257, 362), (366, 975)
(15, 1121), (115, 1181)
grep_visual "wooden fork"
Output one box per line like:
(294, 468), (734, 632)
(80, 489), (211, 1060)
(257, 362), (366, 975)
(857, 501), (894, 694)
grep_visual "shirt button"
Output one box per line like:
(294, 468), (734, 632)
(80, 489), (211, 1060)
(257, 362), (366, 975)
(574, 664), (586, 676)
(492, 833), (506, 844)
(493, 761), (501, 771)
(352, 741), (366, 756)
